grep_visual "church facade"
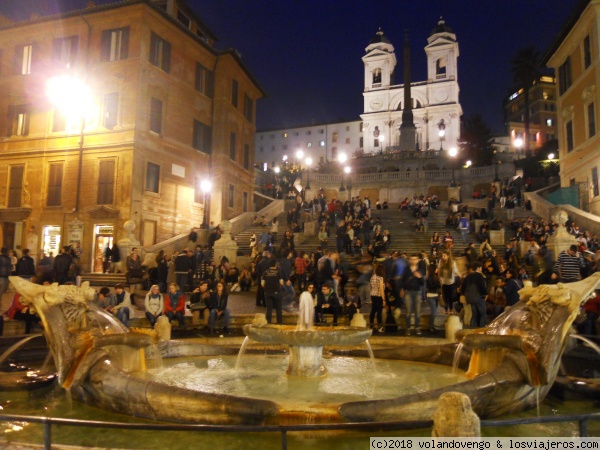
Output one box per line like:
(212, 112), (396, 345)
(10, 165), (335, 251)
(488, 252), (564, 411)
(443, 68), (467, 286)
(255, 18), (463, 168)
(361, 19), (462, 155)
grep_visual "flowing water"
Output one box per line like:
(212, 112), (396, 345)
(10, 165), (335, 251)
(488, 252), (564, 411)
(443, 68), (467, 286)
(138, 355), (466, 408)
(364, 339), (376, 373)
(234, 336), (250, 370)
(0, 334), (44, 367)
(452, 342), (464, 374)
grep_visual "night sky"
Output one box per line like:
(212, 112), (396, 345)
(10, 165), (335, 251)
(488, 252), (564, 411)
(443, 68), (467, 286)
(0, 0), (581, 133)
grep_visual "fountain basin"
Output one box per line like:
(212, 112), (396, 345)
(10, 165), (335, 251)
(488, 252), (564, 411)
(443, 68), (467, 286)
(243, 324), (373, 376)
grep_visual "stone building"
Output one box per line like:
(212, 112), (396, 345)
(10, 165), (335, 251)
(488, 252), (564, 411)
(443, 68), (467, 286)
(545, 0), (600, 215)
(0, 0), (263, 271)
(503, 74), (558, 155)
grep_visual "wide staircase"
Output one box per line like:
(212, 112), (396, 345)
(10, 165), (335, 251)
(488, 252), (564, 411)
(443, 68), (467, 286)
(59, 200), (538, 337)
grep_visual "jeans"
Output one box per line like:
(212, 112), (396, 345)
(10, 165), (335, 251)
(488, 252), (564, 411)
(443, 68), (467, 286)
(470, 298), (487, 328)
(117, 307), (130, 327)
(145, 311), (161, 327)
(175, 273), (188, 292)
(165, 310), (185, 326)
(209, 309), (231, 331)
(460, 229), (469, 244)
(265, 292), (283, 324)
(369, 296), (384, 327)
(405, 290), (421, 329)
(426, 293), (438, 330)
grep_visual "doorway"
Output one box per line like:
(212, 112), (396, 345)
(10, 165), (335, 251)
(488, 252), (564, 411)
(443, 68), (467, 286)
(93, 225), (114, 273)
(2, 222), (15, 250)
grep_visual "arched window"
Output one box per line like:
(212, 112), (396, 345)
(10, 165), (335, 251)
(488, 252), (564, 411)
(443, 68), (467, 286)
(372, 68), (382, 85)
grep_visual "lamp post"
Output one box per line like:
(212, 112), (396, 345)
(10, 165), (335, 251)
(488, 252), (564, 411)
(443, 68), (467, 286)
(338, 152), (347, 192)
(305, 157), (312, 190)
(296, 149), (304, 170)
(47, 76), (93, 213)
(438, 119), (446, 151)
(514, 137), (523, 160)
(448, 146), (458, 187)
(344, 166), (351, 198)
(200, 180), (212, 229)
(494, 160), (501, 182)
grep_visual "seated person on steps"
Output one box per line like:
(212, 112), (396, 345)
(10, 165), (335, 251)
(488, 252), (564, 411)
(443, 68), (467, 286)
(163, 283), (186, 326)
(207, 281), (230, 334)
(315, 280), (341, 325)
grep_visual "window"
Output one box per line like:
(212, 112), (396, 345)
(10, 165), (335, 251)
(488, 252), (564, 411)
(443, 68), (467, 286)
(149, 32), (171, 73)
(149, 97), (163, 134)
(243, 191), (248, 212)
(47, 163), (63, 207)
(243, 144), (250, 169)
(195, 63), (214, 98)
(103, 92), (119, 129)
(546, 119), (553, 127)
(588, 102), (596, 138)
(53, 36), (78, 68)
(332, 132), (338, 143)
(558, 57), (572, 95)
(319, 140), (325, 147)
(307, 142), (312, 148)
(372, 68), (382, 84)
(244, 94), (253, 122)
(228, 184), (234, 208)
(566, 120), (574, 152)
(8, 165), (24, 208)
(7, 105), (30, 136)
(592, 167), (599, 197)
(14, 44), (33, 74)
(101, 27), (129, 62)
(584, 35), (592, 69)
(97, 160), (115, 205)
(52, 109), (66, 132)
(145, 162), (160, 193)
(229, 132), (236, 160)
(231, 79), (238, 107)
(192, 120), (212, 153)
(345, 138), (350, 144)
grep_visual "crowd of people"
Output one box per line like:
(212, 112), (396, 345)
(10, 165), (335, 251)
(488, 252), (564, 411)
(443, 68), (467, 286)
(2, 182), (600, 337)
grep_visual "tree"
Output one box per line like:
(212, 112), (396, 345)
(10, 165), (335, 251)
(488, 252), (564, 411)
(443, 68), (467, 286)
(459, 114), (495, 166)
(510, 46), (542, 158)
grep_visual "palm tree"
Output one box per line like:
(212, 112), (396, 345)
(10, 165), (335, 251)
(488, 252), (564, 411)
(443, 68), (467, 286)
(510, 46), (542, 158)
(459, 114), (494, 166)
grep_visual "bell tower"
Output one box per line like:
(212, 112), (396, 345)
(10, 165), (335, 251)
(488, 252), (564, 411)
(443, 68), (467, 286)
(362, 28), (396, 92)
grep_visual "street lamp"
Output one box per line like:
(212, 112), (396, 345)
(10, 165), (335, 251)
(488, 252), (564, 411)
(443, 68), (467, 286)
(338, 152), (347, 192)
(47, 75), (93, 213)
(296, 149), (304, 169)
(343, 166), (351, 196)
(548, 153), (555, 160)
(200, 179), (212, 228)
(438, 119), (446, 151)
(448, 146), (458, 187)
(305, 156), (313, 190)
(514, 137), (523, 160)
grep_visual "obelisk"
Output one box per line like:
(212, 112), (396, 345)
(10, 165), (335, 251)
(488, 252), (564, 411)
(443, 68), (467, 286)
(399, 30), (416, 152)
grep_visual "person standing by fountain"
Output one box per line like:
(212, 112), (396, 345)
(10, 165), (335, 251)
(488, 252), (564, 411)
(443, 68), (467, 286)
(400, 255), (426, 335)
(163, 283), (186, 327)
(261, 259), (284, 324)
(207, 281), (230, 334)
(437, 251), (458, 315)
(369, 265), (386, 331)
(460, 262), (488, 328)
(144, 285), (164, 328)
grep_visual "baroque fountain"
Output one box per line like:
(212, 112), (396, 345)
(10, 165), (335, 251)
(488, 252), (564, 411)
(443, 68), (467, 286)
(2, 273), (600, 426)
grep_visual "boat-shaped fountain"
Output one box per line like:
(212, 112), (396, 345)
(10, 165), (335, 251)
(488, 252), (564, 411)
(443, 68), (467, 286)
(4, 273), (599, 425)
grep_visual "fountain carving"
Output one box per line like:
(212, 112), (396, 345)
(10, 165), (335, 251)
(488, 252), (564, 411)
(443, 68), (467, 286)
(5, 273), (600, 425)
(242, 290), (372, 376)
